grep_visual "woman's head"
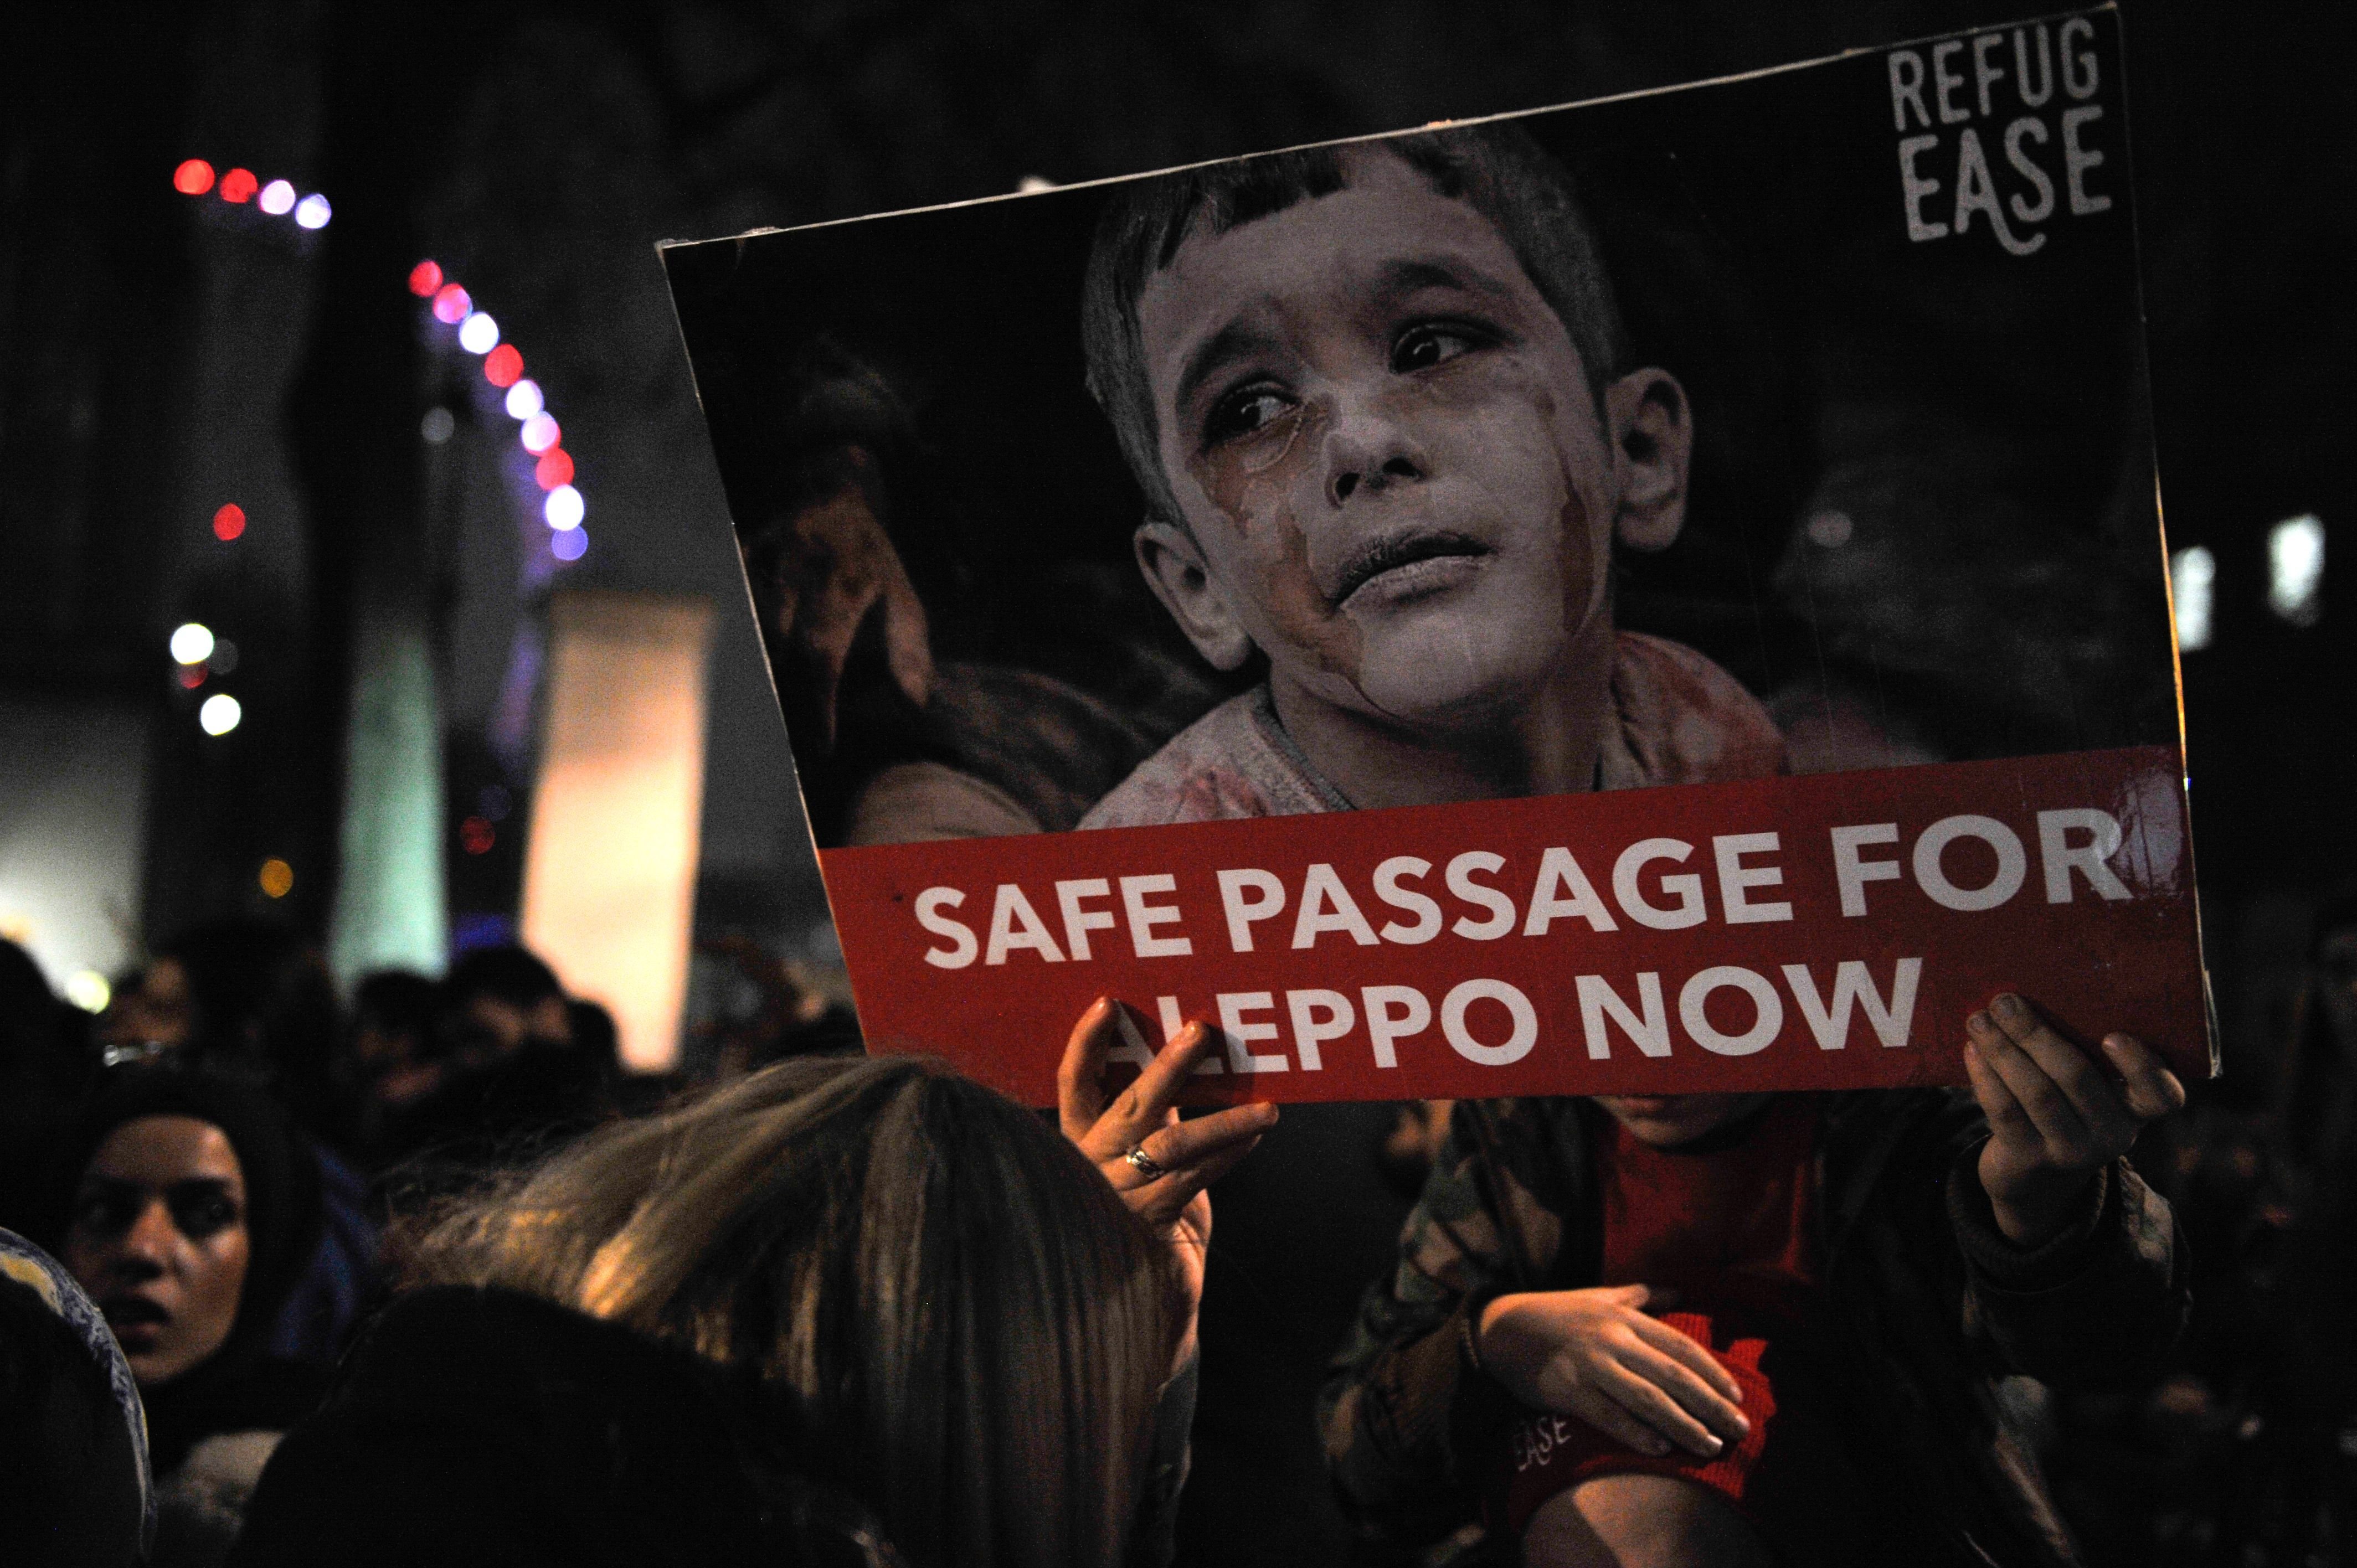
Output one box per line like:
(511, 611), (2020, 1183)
(99, 921), (341, 1129)
(53, 1071), (321, 1389)
(408, 1054), (1176, 1568)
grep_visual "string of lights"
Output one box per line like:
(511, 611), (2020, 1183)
(166, 156), (333, 760)
(173, 158), (332, 228)
(406, 258), (590, 566)
(167, 156), (594, 894)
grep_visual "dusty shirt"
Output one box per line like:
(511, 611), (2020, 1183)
(1077, 631), (1788, 829)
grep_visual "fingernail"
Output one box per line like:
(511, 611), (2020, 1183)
(1699, 1435), (1724, 1454)
(1732, 1415), (1751, 1434)
(1967, 1012), (1992, 1035)
(1995, 993), (2024, 1019)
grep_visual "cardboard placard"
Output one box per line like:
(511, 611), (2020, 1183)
(663, 5), (2211, 1105)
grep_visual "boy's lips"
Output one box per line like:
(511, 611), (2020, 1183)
(1329, 528), (1492, 609)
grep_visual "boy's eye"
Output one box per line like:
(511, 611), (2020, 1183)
(1391, 323), (1485, 374)
(1203, 384), (1295, 446)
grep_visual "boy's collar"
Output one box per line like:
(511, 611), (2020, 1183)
(1249, 684), (1355, 812)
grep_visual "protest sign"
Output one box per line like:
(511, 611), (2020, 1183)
(663, 4), (2211, 1106)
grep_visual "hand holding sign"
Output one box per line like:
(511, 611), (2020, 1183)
(1478, 1285), (1751, 1459)
(1963, 992), (2186, 1245)
(1059, 998), (1278, 1366)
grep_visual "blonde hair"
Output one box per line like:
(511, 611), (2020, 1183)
(404, 1054), (1175, 1568)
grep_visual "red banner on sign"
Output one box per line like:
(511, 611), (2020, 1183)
(821, 746), (2209, 1107)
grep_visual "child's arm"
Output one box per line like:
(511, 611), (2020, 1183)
(1318, 1100), (1577, 1551)
(1475, 1286), (1748, 1459)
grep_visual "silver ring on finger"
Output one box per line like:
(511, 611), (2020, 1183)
(1124, 1144), (1169, 1180)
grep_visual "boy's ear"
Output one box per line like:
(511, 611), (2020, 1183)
(1604, 368), (1692, 554)
(1134, 520), (1256, 672)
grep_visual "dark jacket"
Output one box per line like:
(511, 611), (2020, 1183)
(228, 1287), (902, 1568)
(1318, 1090), (2188, 1567)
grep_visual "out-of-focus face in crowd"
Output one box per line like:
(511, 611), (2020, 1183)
(60, 1113), (250, 1385)
(445, 991), (573, 1072)
(96, 958), (194, 1060)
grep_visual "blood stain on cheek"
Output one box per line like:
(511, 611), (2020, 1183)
(1557, 484), (1600, 625)
(1264, 509), (1364, 681)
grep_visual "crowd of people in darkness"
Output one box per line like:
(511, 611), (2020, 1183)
(4, 117), (2356, 1562)
(0, 922), (855, 1567)
(1, 900), (2353, 1566)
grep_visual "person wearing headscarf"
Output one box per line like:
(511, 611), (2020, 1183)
(91, 922), (379, 1365)
(47, 1070), (328, 1567)
(1, 1227), (150, 1567)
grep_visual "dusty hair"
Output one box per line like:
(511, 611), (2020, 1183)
(1080, 120), (1627, 527)
(403, 1054), (1175, 1568)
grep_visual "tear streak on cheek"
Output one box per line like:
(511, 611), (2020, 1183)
(1240, 406), (1309, 477)
(1185, 404), (1362, 685)
(1190, 404), (1328, 535)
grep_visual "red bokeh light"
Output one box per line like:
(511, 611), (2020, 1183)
(483, 344), (523, 387)
(408, 260), (444, 297)
(173, 159), (216, 195)
(218, 168), (258, 203)
(459, 816), (496, 855)
(534, 448), (574, 489)
(431, 283), (471, 324)
(212, 503), (247, 541)
(177, 664), (207, 690)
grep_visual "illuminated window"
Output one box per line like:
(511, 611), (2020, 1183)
(2268, 514), (2324, 626)
(2170, 546), (2214, 651)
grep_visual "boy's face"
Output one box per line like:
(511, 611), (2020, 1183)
(1133, 152), (1629, 731)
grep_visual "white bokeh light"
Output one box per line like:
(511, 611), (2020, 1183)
(2171, 546), (2215, 652)
(2268, 514), (2324, 626)
(543, 484), (584, 530)
(259, 178), (296, 215)
(294, 193), (332, 229)
(199, 693), (243, 736)
(169, 622), (215, 665)
(459, 311), (500, 353)
(504, 379), (544, 420)
(64, 971), (112, 1013)
(521, 412), (560, 454)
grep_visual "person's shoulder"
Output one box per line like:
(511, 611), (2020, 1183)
(1079, 687), (1322, 828)
(1604, 631), (1788, 788)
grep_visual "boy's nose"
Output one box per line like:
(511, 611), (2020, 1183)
(1324, 413), (1427, 507)
(1331, 455), (1424, 505)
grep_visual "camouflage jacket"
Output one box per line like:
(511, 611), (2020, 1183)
(1318, 1090), (2188, 1567)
